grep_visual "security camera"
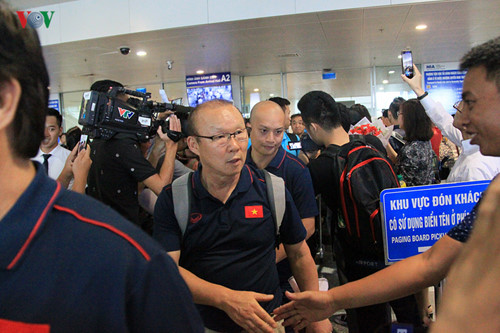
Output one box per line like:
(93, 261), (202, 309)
(166, 60), (173, 70)
(119, 47), (130, 55)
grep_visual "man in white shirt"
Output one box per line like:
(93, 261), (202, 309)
(32, 108), (71, 180)
(402, 66), (500, 183)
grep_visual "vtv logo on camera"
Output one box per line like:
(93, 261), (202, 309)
(16, 11), (55, 29)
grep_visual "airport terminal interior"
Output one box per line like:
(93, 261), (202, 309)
(5, 0), (500, 331)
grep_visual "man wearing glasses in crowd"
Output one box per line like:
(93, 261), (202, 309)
(153, 99), (325, 332)
(274, 36), (500, 332)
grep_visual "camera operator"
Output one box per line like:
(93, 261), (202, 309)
(86, 80), (180, 228)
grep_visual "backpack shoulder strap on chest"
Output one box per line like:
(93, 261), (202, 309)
(263, 170), (285, 237)
(172, 172), (193, 236)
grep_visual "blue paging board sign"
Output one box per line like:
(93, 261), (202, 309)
(380, 180), (490, 264)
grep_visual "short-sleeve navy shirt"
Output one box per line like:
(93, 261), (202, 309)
(447, 200), (479, 242)
(247, 146), (318, 285)
(154, 164), (306, 332)
(247, 146), (318, 219)
(0, 163), (203, 332)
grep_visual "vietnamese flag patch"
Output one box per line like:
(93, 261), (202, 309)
(245, 205), (264, 218)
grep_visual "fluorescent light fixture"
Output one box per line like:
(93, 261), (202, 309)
(270, 93), (275, 97)
(382, 80), (389, 84)
(398, 55), (402, 59)
(136, 50), (147, 56)
(416, 24), (427, 30)
(388, 70), (395, 74)
(196, 70), (204, 74)
(379, 87), (384, 91)
(254, 88), (259, 92)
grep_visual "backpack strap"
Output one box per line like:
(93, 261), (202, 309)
(263, 170), (285, 245)
(172, 172), (193, 236)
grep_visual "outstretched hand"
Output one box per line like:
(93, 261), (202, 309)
(273, 291), (335, 331)
(156, 114), (181, 149)
(220, 290), (277, 333)
(431, 176), (500, 332)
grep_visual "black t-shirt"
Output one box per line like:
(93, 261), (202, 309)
(87, 136), (156, 224)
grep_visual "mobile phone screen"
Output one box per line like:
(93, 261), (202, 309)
(401, 50), (414, 78)
(78, 134), (88, 152)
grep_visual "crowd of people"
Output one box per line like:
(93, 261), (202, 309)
(1, 0), (500, 331)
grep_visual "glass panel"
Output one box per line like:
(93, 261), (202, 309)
(286, 68), (372, 117)
(373, 64), (421, 118)
(241, 74), (282, 118)
(61, 91), (86, 132)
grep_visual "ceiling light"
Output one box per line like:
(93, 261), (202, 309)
(382, 80), (389, 84)
(379, 87), (384, 91)
(416, 24), (427, 30)
(196, 70), (204, 74)
(398, 55), (402, 59)
(254, 88), (259, 92)
(270, 93), (275, 97)
(388, 70), (395, 74)
(136, 50), (147, 56)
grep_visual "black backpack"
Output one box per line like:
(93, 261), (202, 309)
(322, 135), (399, 261)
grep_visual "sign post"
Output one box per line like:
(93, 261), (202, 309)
(380, 180), (490, 264)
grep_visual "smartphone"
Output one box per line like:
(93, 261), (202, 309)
(78, 134), (88, 152)
(401, 50), (414, 78)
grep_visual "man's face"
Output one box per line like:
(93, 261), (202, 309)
(387, 110), (399, 125)
(41, 115), (62, 152)
(381, 116), (391, 127)
(188, 105), (248, 177)
(461, 66), (500, 156)
(291, 115), (305, 136)
(284, 105), (291, 129)
(250, 102), (285, 159)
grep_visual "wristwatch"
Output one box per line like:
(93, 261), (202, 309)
(417, 91), (428, 100)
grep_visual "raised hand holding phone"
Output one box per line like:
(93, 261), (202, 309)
(401, 50), (414, 79)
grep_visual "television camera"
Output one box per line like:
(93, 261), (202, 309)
(78, 87), (192, 141)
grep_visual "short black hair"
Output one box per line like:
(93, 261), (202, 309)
(46, 108), (62, 128)
(0, 1), (49, 159)
(350, 103), (372, 122)
(460, 36), (500, 92)
(400, 99), (433, 142)
(90, 79), (124, 93)
(297, 91), (342, 130)
(382, 109), (389, 118)
(290, 114), (302, 121)
(65, 126), (82, 151)
(388, 97), (406, 119)
(268, 97), (290, 112)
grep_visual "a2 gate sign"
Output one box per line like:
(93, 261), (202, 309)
(380, 180), (490, 264)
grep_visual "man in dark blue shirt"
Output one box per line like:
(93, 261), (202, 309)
(0, 4), (202, 331)
(154, 99), (322, 332)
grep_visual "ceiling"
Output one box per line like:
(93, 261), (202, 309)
(8, 0), (500, 99)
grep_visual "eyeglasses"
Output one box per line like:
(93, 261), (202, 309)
(453, 100), (463, 113)
(193, 129), (248, 146)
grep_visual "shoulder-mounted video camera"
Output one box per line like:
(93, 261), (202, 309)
(78, 87), (192, 141)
